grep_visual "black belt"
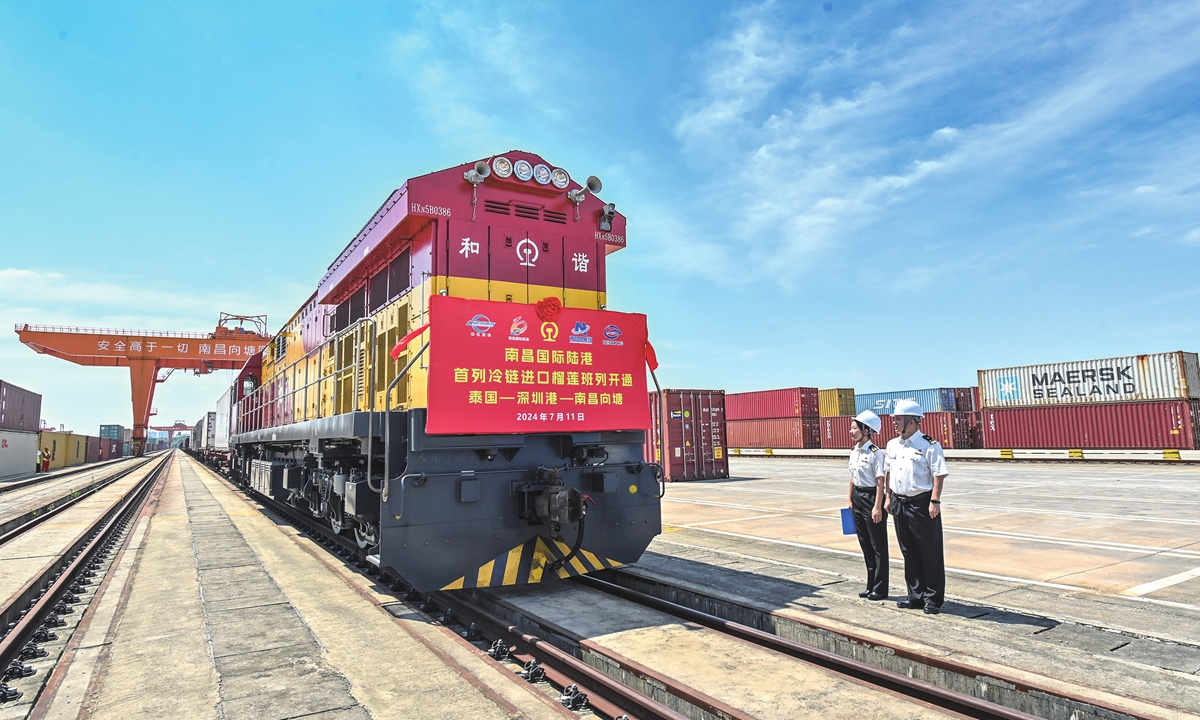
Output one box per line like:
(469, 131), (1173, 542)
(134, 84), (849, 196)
(893, 491), (932, 503)
(852, 485), (878, 492)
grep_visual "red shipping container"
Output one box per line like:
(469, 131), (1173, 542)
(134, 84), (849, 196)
(0, 380), (42, 433)
(981, 401), (1200, 449)
(972, 387), (981, 415)
(955, 387), (976, 412)
(727, 418), (821, 449)
(85, 436), (101, 463)
(726, 387), (819, 420)
(646, 390), (729, 481)
(820, 412), (977, 449)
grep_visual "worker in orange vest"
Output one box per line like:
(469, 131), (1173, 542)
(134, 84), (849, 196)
(40, 447), (51, 472)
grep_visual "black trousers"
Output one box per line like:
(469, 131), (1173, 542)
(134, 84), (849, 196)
(852, 485), (888, 597)
(892, 492), (945, 607)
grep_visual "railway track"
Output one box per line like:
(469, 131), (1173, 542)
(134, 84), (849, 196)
(0, 453), (168, 712)
(195, 453), (1162, 720)
(0, 457), (136, 499)
(0, 456), (157, 547)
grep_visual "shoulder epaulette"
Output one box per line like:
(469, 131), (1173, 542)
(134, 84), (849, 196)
(866, 443), (877, 452)
(922, 434), (937, 444)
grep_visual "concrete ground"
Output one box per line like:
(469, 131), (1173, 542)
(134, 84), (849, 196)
(0, 458), (139, 524)
(647, 457), (1200, 713)
(35, 452), (574, 720)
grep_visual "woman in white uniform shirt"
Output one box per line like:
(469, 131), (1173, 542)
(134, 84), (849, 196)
(847, 410), (888, 600)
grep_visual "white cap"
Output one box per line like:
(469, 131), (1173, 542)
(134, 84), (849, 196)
(893, 399), (924, 418)
(853, 410), (882, 434)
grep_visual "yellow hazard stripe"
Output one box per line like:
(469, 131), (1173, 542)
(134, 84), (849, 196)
(503, 544), (523, 586)
(442, 576), (465, 590)
(477, 560), (495, 588)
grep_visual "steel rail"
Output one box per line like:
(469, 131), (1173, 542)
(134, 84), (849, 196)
(0, 453), (167, 695)
(573, 574), (1050, 720)
(212, 461), (687, 720)
(0, 456), (157, 548)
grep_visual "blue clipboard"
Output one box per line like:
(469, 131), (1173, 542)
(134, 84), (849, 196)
(840, 507), (856, 535)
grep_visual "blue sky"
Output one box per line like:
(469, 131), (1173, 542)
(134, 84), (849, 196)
(2, 1), (1199, 434)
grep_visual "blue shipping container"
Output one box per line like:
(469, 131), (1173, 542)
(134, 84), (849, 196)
(854, 388), (957, 415)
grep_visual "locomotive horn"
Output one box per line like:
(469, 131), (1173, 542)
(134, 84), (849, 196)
(464, 160), (492, 186)
(567, 175), (602, 204)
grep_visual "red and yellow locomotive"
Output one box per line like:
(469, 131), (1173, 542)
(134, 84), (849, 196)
(222, 152), (661, 591)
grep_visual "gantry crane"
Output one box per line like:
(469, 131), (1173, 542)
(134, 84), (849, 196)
(15, 313), (271, 454)
(149, 421), (193, 445)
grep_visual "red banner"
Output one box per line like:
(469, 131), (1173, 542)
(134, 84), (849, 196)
(425, 295), (650, 435)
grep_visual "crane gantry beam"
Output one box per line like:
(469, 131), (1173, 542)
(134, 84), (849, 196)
(15, 313), (271, 454)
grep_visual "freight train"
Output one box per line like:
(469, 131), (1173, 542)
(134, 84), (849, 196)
(190, 152), (662, 592)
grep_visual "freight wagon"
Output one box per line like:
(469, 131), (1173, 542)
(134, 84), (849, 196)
(645, 390), (728, 481)
(979, 352), (1199, 409)
(197, 152), (660, 593)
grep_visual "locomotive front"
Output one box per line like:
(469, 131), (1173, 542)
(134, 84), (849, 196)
(228, 152), (662, 591)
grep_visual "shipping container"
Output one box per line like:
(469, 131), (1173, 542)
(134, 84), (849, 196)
(646, 390), (728, 481)
(954, 387), (976, 413)
(99, 424), (127, 441)
(979, 351), (1199, 409)
(980, 401), (1200, 450)
(0, 430), (39, 479)
(98, 438), (121, 459)
(854, 388), (957, 415)
(726, 387), (818, 420)
(214, 388), (233, 451)
(38, 431), (67, 469)
(972, 386), (981, 416)
(0, 380), (42, 433)
(123, 441), (131, 457)
(86, 435), (101, 463)
(727, 417), (820, 449)
(64, 433), (86, 467)
(818, 388), (856, 417)
(820, 412), (978, 449)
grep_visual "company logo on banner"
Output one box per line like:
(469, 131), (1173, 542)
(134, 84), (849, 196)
(996, 376), (1020, 400)
(569, 321), (593, 345)
(508, 317), (529, 342)
(466, 314), (495, 337)
(602, 325), (623, 346)
(426, 296), (650, 435)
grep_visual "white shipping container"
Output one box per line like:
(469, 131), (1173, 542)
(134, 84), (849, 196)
(0, 429), (39, 480)
(214, 388), (232, 451)
(979, 351), (1199, 409)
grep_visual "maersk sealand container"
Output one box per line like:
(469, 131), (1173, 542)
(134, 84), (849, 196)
(854, 388), (957, 415)
(978, 351), (1199, 409)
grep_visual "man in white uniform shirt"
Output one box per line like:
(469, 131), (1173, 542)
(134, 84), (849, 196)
(847, 410), (888, 600)
(884, 399), (948, 614)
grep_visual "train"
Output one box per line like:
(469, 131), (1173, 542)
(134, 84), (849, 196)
(189, 151), (662, 592)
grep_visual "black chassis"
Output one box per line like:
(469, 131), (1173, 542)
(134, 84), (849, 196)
(231, 408), (662, 591)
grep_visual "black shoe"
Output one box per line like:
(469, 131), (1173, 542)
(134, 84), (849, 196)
(867, 593), (887, 601)
(858, 591), (871, 598)
(923, 603), (941, 615)
(896, 599), (921, 609)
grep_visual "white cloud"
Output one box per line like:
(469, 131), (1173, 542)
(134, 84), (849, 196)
(1133, 225), (1156, 237)
(931, 127), (959, 144)
(1134, 185), (1157, 194)
(1184, 229), (1200, 244)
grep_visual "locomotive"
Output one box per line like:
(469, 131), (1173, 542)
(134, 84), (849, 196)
(200, 152), (662, 592)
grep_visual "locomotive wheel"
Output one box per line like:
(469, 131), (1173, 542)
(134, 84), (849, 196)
(329, 514), (346, 535)
(354, 524), (379, 549)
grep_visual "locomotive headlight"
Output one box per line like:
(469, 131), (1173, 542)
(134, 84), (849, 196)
(513, 159), (533, 181)
(533, 163), (552, 185)
(550, 167), (570, 189)
(491, 156), (513, 178)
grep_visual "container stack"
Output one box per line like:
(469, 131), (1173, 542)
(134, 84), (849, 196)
(726, 387), (821, 449)
(0, 380), (42, 480)
(823, 386), (980, 449)
(977, 351), (1200, 449)
(646, 389), (729, 481)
